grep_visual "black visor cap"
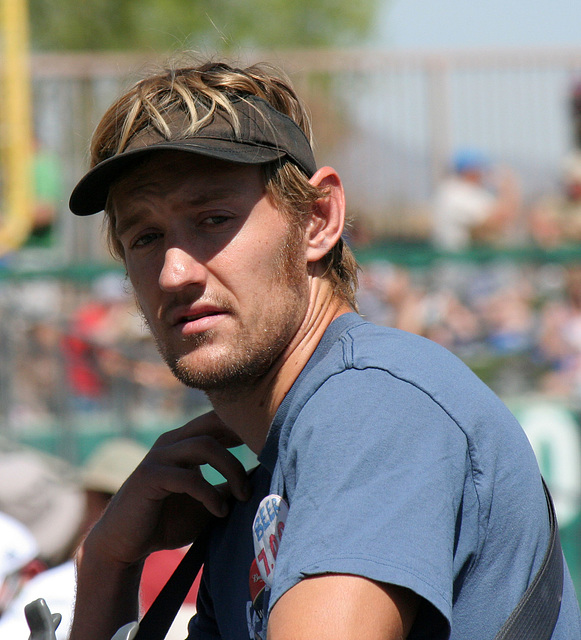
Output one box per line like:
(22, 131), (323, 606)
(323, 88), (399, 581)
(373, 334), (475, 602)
(69, 94), (317, 216)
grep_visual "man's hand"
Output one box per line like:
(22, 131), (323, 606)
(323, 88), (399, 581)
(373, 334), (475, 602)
(85, 410), (251, 566)
(70, 411), (251, 640)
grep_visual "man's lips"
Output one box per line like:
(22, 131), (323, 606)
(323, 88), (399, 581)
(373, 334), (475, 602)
(168, 305), (227, 329)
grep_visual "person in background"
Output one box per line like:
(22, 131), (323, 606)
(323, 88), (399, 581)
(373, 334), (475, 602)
(0, 440), (85, 570)
(529, 150), (581, 247)
(26, 139), (64, 247)
(0, 439), (150, 640)
(0, 511), (40, 616)
(432, 148), (520, 251)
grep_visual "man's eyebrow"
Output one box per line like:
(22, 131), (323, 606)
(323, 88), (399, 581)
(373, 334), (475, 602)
(115, 210), (148, 239)
(114, 185), (252, 238)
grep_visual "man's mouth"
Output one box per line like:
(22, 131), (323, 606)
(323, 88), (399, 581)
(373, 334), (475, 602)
(169, 305), (228, 335)
(180, 310), (221, 324)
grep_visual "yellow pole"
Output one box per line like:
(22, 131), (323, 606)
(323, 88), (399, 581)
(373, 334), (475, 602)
(0, 0), (33, 255)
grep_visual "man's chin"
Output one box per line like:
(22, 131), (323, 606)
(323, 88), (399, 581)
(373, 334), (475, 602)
(169, 363), (252, 393)
(166, 348), (275, 394)
(156, 334), (215, 383)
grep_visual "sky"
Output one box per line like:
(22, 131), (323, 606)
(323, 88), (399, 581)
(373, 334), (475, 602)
(377, 0), (581, 50)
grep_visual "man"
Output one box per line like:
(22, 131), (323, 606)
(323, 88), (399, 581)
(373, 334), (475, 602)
(68, 61), (581, 639)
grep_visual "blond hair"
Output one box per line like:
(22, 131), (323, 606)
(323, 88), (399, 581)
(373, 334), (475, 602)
(93, 60), (358, 308)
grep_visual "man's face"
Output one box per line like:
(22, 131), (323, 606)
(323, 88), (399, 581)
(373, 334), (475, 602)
(111, 151), (310, 393)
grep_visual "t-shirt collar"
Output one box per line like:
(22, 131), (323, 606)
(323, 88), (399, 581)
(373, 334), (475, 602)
(258, 312), (363, 474)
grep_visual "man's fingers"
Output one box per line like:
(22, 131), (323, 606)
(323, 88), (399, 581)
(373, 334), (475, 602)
(171, 435), (251, 501)
(159, 411), (244, 448)
(143, 435), (252, 503)
(155, 467), (231, 518)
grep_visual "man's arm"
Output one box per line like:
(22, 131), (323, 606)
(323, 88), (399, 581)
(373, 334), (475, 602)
(71, 544), (144, 640)
(69, 412), (251, 640)
(267, 574), (419, 640)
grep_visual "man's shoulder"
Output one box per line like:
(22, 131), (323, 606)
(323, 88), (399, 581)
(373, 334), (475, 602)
(324, 317), (469, 382)
(325, 314), (443, 353)
(302, 317), (511, 434)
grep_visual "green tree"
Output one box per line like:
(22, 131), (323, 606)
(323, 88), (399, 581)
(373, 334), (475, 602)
(29, 0), (382, 51)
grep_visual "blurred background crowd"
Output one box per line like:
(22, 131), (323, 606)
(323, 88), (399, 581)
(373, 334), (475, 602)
(2, 0), (581, 635)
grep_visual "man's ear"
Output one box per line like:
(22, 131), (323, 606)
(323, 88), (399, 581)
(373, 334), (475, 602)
(305, 166), (346, 264)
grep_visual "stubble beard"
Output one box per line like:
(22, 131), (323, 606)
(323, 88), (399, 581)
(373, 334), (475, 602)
(145, 225), (308, 396)
(162, 308), (302, 396)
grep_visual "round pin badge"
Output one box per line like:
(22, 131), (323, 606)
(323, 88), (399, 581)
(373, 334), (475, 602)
(252, 494), (289, 587)
(249, 558), (267, 616)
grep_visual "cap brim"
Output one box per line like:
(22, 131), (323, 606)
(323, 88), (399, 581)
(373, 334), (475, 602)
(69, 140), (285, 216)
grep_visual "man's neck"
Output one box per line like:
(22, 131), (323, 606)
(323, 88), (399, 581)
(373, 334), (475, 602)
(208, 282), (352, 454)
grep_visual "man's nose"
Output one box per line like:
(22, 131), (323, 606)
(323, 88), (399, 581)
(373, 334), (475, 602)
(159, 247), (207, 291)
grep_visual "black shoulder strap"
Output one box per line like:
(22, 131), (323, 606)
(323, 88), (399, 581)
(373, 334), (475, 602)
(493, 478), (564, 640)
(134, 528), (211, 640)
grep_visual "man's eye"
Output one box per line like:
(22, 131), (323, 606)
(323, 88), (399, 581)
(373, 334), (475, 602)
(133, 232), (160, 247)
(203, 214), (229, 226)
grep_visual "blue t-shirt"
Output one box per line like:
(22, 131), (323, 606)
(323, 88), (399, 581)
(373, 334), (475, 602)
(188, 313), (581, 639)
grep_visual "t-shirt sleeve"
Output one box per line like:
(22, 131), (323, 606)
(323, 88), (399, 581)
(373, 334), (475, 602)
(269, 366), (472, 633)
